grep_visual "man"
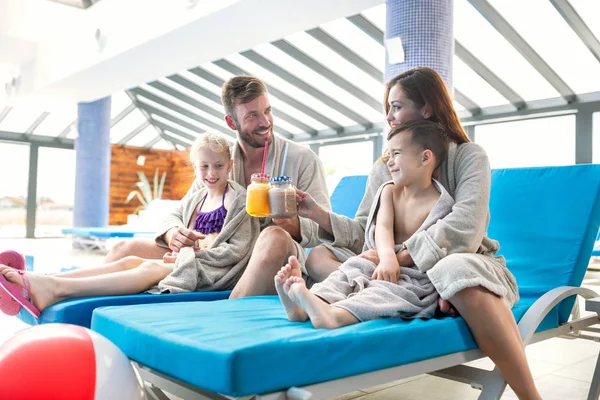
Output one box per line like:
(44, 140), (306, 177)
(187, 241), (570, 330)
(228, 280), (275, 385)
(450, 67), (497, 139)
(106, 75), (330, 297)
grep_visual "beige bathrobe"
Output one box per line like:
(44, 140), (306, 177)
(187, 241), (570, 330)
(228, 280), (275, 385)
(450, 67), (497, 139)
(319, 142), (519, 306)
(159, 135), (331, 266)
(154, 180), (260, 293)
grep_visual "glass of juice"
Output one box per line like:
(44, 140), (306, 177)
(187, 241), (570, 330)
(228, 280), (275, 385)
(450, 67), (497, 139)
(246, 173), (271, 217)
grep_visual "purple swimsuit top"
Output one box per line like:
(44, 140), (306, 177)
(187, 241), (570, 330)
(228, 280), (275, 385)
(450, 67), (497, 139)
(193, 185), (228, 235)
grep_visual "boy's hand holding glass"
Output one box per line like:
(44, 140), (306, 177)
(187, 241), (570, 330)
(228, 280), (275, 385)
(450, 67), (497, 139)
(371, 257), (401, 284)
(295, 189), (321, 219)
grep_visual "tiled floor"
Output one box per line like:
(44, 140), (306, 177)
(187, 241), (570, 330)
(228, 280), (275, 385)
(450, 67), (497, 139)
(1, 239), (599, 400)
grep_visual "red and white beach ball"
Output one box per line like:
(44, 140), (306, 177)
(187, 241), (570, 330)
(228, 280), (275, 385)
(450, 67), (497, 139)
(0, 324), (146, 400)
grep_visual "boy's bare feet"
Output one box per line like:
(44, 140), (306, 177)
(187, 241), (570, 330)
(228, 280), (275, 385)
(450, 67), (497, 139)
(0, 265), (62, 312)
(274, 256), (307, 322)
(285, 276), (346, 329)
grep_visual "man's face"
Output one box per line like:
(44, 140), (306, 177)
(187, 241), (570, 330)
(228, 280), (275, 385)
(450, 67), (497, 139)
(231, 94), (274, 148)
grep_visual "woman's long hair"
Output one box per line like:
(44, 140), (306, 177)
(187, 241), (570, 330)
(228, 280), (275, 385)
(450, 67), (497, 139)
(378, 67), (470, 163)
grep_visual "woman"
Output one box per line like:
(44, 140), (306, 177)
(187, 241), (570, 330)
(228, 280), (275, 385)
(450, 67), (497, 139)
(302, 67), (540, 400)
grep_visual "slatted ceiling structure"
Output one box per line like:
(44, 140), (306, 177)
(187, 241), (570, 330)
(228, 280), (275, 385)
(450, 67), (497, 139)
(1, 1), (600, 153)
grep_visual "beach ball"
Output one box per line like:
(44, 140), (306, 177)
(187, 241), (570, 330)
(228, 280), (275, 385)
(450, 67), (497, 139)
(0, 324), (146, 400)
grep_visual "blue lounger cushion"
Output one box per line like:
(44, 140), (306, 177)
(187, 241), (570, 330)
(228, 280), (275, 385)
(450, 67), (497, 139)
(18, 291), (231, 328)
(92, 295), (558, 397)
(19, 176), (370, 328)
(91, 165), (600, 396)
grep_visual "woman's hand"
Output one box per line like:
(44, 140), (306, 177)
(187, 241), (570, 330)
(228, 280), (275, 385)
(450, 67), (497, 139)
(396, 249), (414, 267)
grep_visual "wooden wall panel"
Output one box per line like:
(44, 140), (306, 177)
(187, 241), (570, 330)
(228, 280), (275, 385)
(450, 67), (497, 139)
(109, 145), (194, 225)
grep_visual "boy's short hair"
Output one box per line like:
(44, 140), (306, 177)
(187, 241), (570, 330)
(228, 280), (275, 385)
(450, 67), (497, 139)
(221, 75), (268, 117)
(387, 120), (449, 168)
(190, 132), (232, 163)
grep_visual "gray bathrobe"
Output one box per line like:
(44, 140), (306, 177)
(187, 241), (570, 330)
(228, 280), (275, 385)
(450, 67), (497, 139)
(153, 180), (260, 293)
(311, 180), (454, 321)
(318, 142), (519, 307)
(159, 135), (330, 267)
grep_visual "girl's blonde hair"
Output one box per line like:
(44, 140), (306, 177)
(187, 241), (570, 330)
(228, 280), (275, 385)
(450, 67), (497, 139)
(190, 133), (232, 162)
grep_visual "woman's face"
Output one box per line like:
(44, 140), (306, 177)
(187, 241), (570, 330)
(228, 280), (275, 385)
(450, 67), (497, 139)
(386, 84), (427, 127)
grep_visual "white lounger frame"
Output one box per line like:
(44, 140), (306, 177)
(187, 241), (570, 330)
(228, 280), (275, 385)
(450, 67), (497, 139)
(134, 287), (600, 400)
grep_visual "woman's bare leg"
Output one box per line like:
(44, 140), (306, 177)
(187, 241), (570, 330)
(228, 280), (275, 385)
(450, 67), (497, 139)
(449, 287), (541, 400)
(54, 256), (146, 278)
(305, 245), (342, 283)
(0, 262), (173, 312)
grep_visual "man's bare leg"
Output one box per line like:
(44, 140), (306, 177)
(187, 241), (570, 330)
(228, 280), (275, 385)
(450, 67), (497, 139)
(285, 274), (358, 329)
(230, 226), (298, 298)
(104, 239), (169, 263)
(54, 256), (147, 278)
(449, 287), (541, 400)
(0, 262), (173, 312)
(275, 256), (307, 322)
(305, 245), (342, 283)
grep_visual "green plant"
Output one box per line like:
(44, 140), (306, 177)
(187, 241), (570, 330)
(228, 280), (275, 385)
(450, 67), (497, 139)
(125, 168), (167, 214)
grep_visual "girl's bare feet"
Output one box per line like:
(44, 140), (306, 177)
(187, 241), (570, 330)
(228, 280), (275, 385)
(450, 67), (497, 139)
(0, 265), (62, 312)
(274, 256), (308, 322)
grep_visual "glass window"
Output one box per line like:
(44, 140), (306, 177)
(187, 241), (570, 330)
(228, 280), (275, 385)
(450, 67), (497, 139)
(253, 43), (383, 123)
(594, 112), (600, 164)
(453, 56), (510, 107)
(488, 0), (600, 94)
(33, 105), (76, 137)
(109, 108), (149, 143)
(474, 115), (576, 168)
(224, 53), (356, 127)
(285, 32), (384, 101)
(126, 125), (164, 148)
(360, 3), (386, 31)
(0, 104), (48, 133)
(570, 1), (600, 45)
(0, 142), (29, 238)
(111, 92), (133, 119)
(36, 147), (75, 237)
(319, 141), (373, 194)
(454, 0), (559, 101)
(319, 18), (385, 73)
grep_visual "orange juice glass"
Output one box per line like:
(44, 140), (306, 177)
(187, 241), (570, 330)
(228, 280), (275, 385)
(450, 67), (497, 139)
(246, 173), (271, 217)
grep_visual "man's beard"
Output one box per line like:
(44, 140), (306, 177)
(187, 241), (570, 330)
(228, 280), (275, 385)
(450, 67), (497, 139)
(238, 126), (273, 148)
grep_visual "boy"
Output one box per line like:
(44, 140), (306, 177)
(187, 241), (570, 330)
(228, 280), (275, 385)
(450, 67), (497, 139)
(275, 120), (454, 328)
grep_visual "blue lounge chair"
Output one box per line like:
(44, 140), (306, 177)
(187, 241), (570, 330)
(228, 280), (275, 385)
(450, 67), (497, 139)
(17, 176), (369, 328)
(91, 165), (600, 399)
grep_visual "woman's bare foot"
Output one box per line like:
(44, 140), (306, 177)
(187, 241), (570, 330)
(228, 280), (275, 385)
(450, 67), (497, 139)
(0, 266), (62, 312)
(285, 276), (346, 329)
(274, 257), (307, 322)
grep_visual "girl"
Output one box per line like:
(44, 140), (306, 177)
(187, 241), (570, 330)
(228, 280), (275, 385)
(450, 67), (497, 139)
(0, 133), (259, 317)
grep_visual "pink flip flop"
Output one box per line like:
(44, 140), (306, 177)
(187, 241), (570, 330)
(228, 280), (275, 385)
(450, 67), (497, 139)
(0, 271), (40, 318)
(0, 251), (27, 316)
(0, 250), (25, 271)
